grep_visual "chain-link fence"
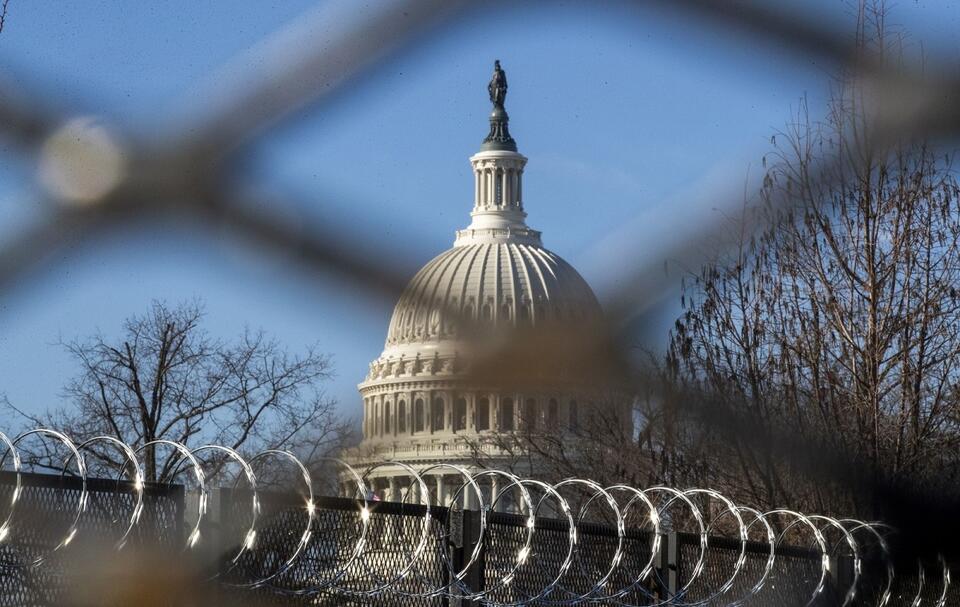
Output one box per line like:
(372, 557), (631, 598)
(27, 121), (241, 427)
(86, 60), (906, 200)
(3, 1), (960, 602)
(0, 471), (183, 606)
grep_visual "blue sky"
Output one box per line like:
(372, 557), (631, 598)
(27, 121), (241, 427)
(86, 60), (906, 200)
(0, 1), (958, 425)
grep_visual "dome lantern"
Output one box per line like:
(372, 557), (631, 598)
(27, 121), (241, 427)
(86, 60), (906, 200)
(458, 61), (538, 246)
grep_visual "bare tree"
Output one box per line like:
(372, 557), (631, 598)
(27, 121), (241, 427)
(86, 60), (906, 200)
(0, 1), (11, 34)
(5, 300), (353, 483)
(466, 2), (960, 520)
(667, 1), (960, 516)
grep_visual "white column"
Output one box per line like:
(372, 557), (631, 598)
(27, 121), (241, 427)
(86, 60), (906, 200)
(482, 169), (488, 206)
(474, 169), (480, 206)
(483, 169), (489, 206)
(407, 392), (414, 433)
(517, 170), (523, 207)
(446, 396), (453, 432)
(487, 169), (494, 206)
(501, 169), (508, 207)
(477, 169), (484, 206)
(435, 475), (444, 506)
(389, 477), (398, 503)
(490, 477), (499, 513)
(504, 168), (511, 206)
(463, 480), (472, 511)
(442, 478), (452, 506)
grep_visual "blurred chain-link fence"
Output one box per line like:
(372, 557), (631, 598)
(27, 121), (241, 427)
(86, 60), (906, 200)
(3, 0), (960, 595)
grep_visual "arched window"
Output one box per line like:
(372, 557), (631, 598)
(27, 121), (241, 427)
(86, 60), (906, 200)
(414, 399), (425, 432)
(432, 397), (445, 432)
(522, 398), (536, 431)
(501, 398), (514, 431)
(398, 400), (407, 433)
(384, 401), (392, 435)
(482, 303), (493, 321)
(569, 400), (579, 431)
(476, 397), (490, 431)
(453, 397), (467, 432)
(547, 398), (559, 427)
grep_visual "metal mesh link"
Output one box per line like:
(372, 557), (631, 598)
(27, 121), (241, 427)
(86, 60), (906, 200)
(220, 488), (447, 606)
(0, 471), (182, 607)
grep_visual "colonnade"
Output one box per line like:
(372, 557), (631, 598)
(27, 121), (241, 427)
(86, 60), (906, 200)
(357, 473), (510, 512)
(474, 165), (523, 210)
(362, 392), (580, 441)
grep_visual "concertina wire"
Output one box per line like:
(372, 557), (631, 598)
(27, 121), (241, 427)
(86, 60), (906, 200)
(0, 428), (950, 606)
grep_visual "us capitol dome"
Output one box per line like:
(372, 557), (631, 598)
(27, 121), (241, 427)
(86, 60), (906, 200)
(344, 61), (621, 504)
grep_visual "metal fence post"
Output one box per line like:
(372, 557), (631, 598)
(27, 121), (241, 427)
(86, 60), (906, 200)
(171, 482), (186, 548)
(657, 531), (679, 599)
(833, 553), (855, 604)
(450, 508), (484, 606)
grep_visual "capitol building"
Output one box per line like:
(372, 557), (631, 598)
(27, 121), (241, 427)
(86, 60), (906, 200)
(345, 62), (623, 506)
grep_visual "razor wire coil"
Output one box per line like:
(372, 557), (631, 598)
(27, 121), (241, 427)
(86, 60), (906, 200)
(0, 427), (952, 606)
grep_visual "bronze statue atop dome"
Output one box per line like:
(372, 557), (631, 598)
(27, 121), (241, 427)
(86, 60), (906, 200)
(488, 59), (508, 108)
(482, 60), (517, 151)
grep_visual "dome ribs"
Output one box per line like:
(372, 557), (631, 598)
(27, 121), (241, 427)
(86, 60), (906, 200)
(504, 243), (519, 325)
(508, 242), (536, 323)
(429, 245), (471, 337)
(492, 243), (502, 323)
(404, 251), (445, 339)
(516, 243), (551, 304)
(474, 243), (494, 323)
(438, 244), (475, 333)
(526, 246), (560, 284)
(383, 242), (603, 348)
(456, 244), (484, 324)
(406, 248), (458, 341)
